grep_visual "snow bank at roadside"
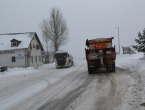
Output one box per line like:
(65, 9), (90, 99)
(0, 63), (55, 79)
(116, 52), (145, 72)
(116, 53), (145, 109)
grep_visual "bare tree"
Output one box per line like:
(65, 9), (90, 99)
(40, 7), (69, 52)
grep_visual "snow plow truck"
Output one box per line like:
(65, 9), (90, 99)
(85, 37), (116, 74)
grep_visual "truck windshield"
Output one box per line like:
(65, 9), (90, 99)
(55, 53), (67, 58)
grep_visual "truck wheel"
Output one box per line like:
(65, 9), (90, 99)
(112, 64), (116, 72)
(88, 67), (92, 74)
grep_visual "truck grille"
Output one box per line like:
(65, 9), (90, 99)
(58, 60), (65, 66)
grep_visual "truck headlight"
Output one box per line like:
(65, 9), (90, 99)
(66, 63), (67, 65)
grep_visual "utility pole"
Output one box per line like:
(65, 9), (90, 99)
(116, 27), (120, 54)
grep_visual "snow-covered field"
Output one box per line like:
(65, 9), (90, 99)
(0, 53), (145, 110)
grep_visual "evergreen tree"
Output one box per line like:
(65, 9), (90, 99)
(132, 29), (145, 52)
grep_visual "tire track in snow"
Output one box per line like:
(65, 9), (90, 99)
(38, 70), (93, 110)
(0, 64), (80, 98)
(12, 62), (87, 110)
(0, 63), (83, 110)
(0, 81), (48, 110)
(38, 64), (88, 110)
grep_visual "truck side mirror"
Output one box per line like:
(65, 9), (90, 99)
(68, 54), (69, 57)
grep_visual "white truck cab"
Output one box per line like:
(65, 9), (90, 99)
(54, 51), (74, 68)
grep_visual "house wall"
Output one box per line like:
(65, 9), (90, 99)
(0, 49), (26, 68)
(0, 35), (43, 68)
(27, 35), (42, 68)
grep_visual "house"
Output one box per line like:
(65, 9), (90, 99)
(0, 32), (44, 68)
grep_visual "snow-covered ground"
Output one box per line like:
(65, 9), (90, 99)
(0, 63), (52, 79)
(116, 52), (145, 110)
(0, 60), (86, 110)
(116, 52), (145, 72)
(0, 53), (145, 109)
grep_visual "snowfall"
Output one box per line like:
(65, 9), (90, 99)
(0, 53), (145, 110)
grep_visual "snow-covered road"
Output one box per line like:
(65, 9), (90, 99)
(0, 53), (145, 110)
(0, 61), (130, 110)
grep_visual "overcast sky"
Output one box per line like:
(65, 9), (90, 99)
(0, 0), (145, 58)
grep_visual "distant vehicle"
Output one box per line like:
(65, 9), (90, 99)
(54, 51), (74, 68)
(0, 64), (7, 72)
(85, 37), (116, 74)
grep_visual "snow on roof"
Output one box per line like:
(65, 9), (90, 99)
(0, 32), (35, 51)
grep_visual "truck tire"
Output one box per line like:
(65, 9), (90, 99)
(88, 67), (92, 74)
(112, 63), (116, 72)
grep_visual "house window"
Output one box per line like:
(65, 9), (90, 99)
(34, 56), (37, 63)
(11, 39), (21, 47)
(12, 56), (16, 62)
(36, 45), (40, 50)
(38, 56), (41, 62)
(33, 37), (35, 40)
(30, 56), (33, 64)
(12, 42), (17, 47)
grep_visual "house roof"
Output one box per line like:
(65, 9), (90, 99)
(0, 32), (44, 51)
